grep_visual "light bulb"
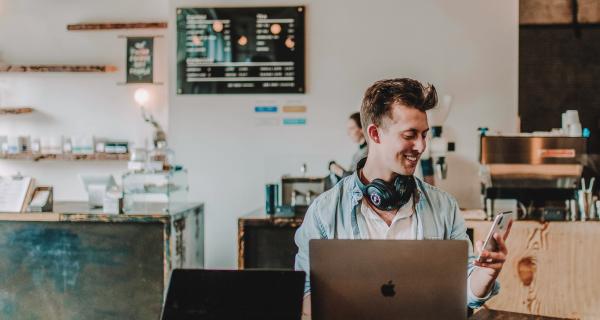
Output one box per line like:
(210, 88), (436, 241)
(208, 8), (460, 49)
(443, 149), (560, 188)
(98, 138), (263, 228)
(134, 88), (150, 106)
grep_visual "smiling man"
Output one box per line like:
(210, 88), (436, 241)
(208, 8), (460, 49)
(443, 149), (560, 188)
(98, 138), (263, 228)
(294, 78), (510, 316)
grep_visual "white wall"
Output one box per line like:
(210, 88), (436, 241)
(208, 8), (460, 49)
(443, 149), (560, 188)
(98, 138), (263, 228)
(168, 0), (519, 268)
(0, 0), (169, 200)
(0, 0), (518, 269)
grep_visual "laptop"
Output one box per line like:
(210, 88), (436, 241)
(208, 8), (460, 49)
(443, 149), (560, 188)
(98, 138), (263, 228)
(161, 269), (305, 320)
(310, 240), (468, 320)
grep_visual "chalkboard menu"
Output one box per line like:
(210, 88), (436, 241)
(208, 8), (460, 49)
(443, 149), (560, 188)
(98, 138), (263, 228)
(126, 37), (154, 84)
(176, 6), (305, 94)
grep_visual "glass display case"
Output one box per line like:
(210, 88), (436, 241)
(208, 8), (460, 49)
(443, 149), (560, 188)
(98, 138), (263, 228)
(122, 168), (188, 214)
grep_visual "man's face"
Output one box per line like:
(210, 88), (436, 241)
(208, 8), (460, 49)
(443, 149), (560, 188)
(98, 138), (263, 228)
(346, 119), (364, 144)
(371, 103), (429, 175)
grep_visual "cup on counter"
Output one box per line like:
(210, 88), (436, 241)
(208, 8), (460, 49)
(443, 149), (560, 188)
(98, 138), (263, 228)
(265, 184), (279, 215)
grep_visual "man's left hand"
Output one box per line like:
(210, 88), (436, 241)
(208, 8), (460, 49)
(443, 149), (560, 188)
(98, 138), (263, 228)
(473, 220), (513, 278)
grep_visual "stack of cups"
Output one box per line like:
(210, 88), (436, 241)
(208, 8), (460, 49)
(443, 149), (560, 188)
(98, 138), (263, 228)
(562, 110), (582, 137)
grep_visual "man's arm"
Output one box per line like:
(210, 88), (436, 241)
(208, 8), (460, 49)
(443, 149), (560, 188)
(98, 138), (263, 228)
(294, 202), (326, 316)
(447, 198), (505, 308)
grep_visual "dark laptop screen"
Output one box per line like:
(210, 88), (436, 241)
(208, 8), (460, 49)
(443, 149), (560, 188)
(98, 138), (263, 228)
(161, 269), (305, 320)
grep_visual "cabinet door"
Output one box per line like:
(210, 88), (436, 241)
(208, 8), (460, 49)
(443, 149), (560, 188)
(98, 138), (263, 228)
(241, 224), (299, 269)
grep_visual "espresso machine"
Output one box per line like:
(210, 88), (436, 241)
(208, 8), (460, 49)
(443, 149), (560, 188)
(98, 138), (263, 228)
(281, 176), (325, 215)
(479, 133), (587, 221)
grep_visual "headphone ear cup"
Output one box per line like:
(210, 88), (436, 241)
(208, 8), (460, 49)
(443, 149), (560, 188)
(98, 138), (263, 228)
(394, 175), (415, 195)
(366, 179), (396, 210)
(393, 175), (416, 206)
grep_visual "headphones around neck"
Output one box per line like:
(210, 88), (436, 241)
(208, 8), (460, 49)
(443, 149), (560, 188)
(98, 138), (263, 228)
(356, 158), (416, 211)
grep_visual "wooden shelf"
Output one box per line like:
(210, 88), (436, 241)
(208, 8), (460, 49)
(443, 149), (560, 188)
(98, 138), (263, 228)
(0, 107), (34, 115)
(0, 65), (117, 73)
(0, 152), (129, 161)
(67, 22), (168, 31)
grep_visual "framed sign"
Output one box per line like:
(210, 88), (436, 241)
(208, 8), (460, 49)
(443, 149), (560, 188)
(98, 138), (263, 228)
(126, 37), (154, 84)
(176, 6), (305, 94)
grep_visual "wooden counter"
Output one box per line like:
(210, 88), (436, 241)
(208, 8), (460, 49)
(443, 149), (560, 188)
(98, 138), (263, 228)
(238, 208), (303, 269)
(467, 220), (600, 320)
(0, 202), (204, 319)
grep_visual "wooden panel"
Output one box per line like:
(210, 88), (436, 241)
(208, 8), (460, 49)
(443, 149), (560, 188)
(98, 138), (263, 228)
(467, 221), (600, 319)
(67, 22), (167, 30)
(470, 309), (572, 320)
(238, 215), (303, 269)
(0, 221), (165, 319)
(578, 0), (600, 23)
(520, 0), (573, 25)
(0, 152), (129, 161)
(0, 107), (33, 115)
(0, 65), (117, 73)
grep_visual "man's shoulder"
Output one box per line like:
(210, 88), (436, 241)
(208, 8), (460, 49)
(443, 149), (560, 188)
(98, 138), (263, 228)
(416, 178), (458, 207)
(307, 175), (356, 218)
(314, 174), (355, 204)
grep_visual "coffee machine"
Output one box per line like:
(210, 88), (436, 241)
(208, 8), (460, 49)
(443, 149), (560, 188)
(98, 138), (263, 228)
(479, 133), (586, 221)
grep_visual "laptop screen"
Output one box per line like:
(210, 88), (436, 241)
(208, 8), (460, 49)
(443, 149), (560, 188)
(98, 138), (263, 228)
(161, 269), (305, 320)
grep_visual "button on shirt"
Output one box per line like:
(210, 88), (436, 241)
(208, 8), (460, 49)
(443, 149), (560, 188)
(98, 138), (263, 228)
(357, 197), (416, 240)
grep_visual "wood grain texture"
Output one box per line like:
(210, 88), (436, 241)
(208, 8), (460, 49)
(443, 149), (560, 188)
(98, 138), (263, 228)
(238, 213), (303, 269)
(0, 107), (34, 115)
(0, 152), (129, 161)
(470, 308), (573, 320)
(67, 22), (167, 30)
(0, 65), (117, 72)
(578, 0), (600, 23)
(467, 221), (600, 319)
(520, 0), (573, 25)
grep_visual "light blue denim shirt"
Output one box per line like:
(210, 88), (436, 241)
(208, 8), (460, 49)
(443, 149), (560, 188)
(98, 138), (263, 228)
(294, 172), (500, 309)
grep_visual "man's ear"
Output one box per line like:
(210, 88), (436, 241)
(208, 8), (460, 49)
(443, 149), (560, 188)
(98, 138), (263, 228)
(367, 124), (381, 144)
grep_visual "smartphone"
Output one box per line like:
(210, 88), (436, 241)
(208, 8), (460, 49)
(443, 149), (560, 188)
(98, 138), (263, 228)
(477, 211), (513, 262)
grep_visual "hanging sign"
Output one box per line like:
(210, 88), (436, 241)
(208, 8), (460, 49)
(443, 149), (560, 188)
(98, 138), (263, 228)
(126, 37), (154, 83)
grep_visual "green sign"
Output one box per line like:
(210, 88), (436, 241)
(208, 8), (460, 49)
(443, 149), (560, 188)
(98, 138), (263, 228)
(126, 37), (154, 83)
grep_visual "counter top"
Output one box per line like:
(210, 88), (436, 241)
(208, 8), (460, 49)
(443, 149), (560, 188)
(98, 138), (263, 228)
(0, 201), (203, 223)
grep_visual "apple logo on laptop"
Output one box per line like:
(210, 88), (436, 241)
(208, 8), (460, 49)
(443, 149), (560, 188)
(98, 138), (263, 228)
(380, 280), (395, 297)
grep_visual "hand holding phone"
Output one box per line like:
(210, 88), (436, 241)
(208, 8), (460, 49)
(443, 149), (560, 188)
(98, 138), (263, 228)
(476, 211), (513, 263)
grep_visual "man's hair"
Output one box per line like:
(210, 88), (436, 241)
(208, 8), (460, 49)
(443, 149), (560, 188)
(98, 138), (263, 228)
(349, 112), (362, 129)
(360, 78), (437, 135)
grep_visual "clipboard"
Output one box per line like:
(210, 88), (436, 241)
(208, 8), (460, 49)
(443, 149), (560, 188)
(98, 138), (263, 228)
(0, 175), (36, 212)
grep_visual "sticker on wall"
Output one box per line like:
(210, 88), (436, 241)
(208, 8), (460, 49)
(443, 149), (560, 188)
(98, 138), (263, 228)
(255, 117), (281, 127)
(282, 105), (306, 113)
(126, 37), (154, 84)
(254, 106), (278, 113)
(282, 118), (306, 126)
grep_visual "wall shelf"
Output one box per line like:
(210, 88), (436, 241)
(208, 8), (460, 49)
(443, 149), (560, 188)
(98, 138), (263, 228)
(67, 22), (168, 31)
(0, 65), (117, 73)
(0, 152), (129, 161)
(0, 107), (34, 115)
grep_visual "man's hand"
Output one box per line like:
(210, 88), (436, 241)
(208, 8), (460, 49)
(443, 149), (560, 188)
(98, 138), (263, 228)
(470, 220), (512, 297)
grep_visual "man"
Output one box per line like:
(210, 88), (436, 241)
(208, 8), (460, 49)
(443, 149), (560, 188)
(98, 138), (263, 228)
(294, 78), (510, 316)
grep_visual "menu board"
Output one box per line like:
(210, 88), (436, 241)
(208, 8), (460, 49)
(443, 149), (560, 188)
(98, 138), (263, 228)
(176, 6), (305, 94)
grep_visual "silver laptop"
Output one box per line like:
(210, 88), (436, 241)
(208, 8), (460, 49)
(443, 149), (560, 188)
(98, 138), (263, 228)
(309, 240), (468, 320)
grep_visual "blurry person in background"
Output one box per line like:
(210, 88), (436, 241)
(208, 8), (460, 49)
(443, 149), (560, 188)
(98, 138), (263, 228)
(329, 112), (368, 180)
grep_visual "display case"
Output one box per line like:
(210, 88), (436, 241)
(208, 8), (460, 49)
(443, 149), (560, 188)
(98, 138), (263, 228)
(122, 168), (188, 214)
